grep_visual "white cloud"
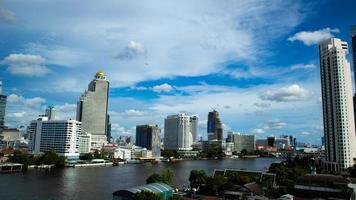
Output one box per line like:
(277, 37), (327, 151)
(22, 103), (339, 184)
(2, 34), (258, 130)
(260, 84), (312, 102)
(262, 119), (287, 130)
(301, 131), (311, 135)
(152, 83), (174, 93)
(2, 54), (50, 76)
(112, 109), (147, 118)
(290, 63), (316, 70)
(2, 0), (307, 86)
(0, 7), (15, 22)
(288, 28), (339, 46)
(252, 128), (265, 134)
(7, 94), (46, 109)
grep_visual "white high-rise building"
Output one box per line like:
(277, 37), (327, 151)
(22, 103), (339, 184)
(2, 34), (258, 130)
(29, 116), (81, 159)
(319, 38), (356, 171)
(164, 113), (193, 151)
(76, 71), (109, 148)
(45, 106), (56, 120)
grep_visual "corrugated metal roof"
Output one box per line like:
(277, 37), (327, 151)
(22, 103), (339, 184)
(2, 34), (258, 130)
(125, 182), (173, 194)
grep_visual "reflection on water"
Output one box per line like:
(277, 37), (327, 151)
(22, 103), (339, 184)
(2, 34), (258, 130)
(0, 158), (280, 200)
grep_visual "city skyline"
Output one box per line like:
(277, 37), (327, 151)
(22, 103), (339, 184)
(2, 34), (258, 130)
(1, 1), (356, 143)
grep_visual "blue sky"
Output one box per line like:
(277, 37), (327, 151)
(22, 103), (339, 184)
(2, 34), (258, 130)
(0, 0), (355, 144)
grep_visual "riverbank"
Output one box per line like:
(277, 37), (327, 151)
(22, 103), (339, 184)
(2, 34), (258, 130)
(0, 158), (281, 200)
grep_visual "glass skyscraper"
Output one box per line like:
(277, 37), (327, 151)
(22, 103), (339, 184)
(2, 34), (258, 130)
(207, 110), (223, 141)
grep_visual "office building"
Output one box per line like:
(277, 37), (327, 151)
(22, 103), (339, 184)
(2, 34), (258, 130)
(164, 113), (193, 151)
(0, 81), (7, 129)
(267, 137), (275, 147)
(29, 116), (81, 159)
(207, 110), (223, 141)
(190, 116), (199, 143)
(352, 26), (356, 130)
(45, 106), (56, 120)
(274, 138), (290, 149)
(227, 132), (255, 153)
(136, 124), (161, 157)
(79, 132), (92, 154)
(319, 38), (356, 171)
(76, 71), (109, 148)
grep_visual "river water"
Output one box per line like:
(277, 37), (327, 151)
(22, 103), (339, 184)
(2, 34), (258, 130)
(0, 158), (280, 200)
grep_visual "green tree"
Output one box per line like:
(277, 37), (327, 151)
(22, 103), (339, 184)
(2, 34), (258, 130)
(189, 169), (208, 189)
(161, 149), (174, 158)
(8, 150), (34, 171)
(146, 173), (164, 184)
(79, 153), (93, 160)
(36, 151), (65, 167)
(240, 149), (248, 156)
(134, 191), (163, 200)
(93, 150), (101, 159)
(160, 169), (174, 184)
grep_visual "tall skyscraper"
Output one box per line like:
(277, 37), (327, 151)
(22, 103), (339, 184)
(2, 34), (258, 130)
(0, 81), (7, 129)
(136, 124), (161, 157)
(351, 26), (356, 131)
(45, 105), (56, 120)
(29, 116), (81, 159)
(319, 38), (356, 172)
(164, 113), (193, 151)
(76, 71), (109, 148)
(190, 116), (199, 143)
(207, 110), (223, 141)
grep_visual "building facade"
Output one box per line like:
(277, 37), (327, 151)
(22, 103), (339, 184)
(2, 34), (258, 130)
(136, 124), (161, 157)
(45, 106), (56, 120)
(79, 132), (92, 154)
(352, 26), (356, 131)
(29, 116), (81, 159)
(0, 81), (7, 129)
(190, 116), (199, 143)
(227, 132), (255, 153)
(207, 110), (223, 141)
(319, 38), (356, 171)
(164, 113), (193, 151)
(76, 71), (109, 148)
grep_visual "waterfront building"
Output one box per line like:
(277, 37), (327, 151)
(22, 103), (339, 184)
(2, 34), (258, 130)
(319, 38), (356, 171)
(29, 116), (81, 159)
(136, 124), (161, 157)
(0, 128), (21, 148)
(0, 81), (7, 129)
(207, 110), (223, 141)
(79, 132), (92, 154)
(45, 106), (56, 120)
(114, 148), (132, 160)
(76, 71), (109, 148)
(164, 113), (193, 151)
(227, 132), (255, 153)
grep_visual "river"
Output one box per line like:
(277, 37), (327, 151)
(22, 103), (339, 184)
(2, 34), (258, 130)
(0, 158), (280, 200)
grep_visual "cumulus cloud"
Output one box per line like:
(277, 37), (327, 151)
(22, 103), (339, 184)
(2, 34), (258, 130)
(260, 84), (311, 102)
(152, 83), (174, 93)
(2, 54), (50, 76)
(111, 123), (135, 136)
(290, 63), (316, 70)
(252, 128), (265, 134)
(288, 28), (339, 46)
(7, 94), (46, 109)
(115, 40), (146, 60)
